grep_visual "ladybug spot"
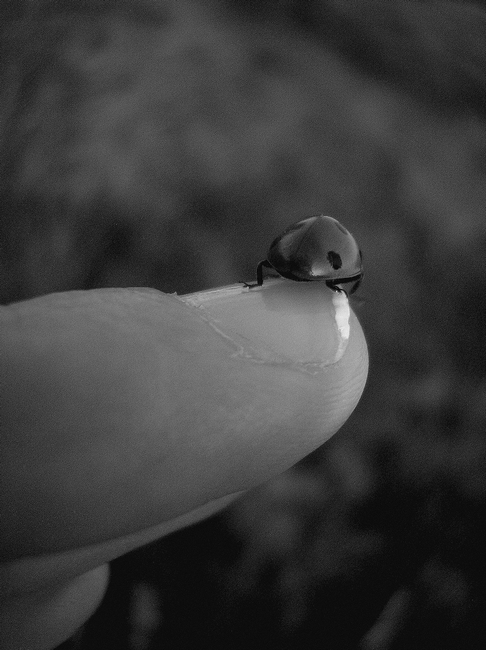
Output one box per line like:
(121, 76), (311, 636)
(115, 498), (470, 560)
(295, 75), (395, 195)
(327, 250), (342, 270)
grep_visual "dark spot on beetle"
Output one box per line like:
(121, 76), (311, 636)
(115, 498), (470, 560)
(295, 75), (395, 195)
(327, 250), (342, 270)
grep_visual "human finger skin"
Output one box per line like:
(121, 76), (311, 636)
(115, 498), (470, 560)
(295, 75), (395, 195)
(0, 282), (367, 648)
(0, 283), (367, 559)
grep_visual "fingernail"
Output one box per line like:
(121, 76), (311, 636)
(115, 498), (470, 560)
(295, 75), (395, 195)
(178, 280), (353, 374)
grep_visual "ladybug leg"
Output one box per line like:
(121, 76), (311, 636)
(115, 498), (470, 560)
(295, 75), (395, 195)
(257, 260), (274, 286)
(326, 273), (363, 295)
(325, 280), (348, 296)
(349, 275), (362, 295)
(243, 260), (273, 288)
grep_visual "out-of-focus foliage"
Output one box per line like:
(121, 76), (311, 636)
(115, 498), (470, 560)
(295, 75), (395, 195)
(2, 1), (486, 649)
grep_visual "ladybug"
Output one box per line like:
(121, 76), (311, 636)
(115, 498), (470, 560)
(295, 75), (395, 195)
(246, 215), (363, 294)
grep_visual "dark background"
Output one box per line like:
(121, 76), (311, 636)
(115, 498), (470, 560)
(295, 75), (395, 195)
(2, 1), (486, 648)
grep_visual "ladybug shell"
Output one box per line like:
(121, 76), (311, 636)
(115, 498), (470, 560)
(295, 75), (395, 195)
(266, 215), (362, 282)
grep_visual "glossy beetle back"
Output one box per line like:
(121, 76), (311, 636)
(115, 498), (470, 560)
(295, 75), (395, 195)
(267, 215), (362, 284)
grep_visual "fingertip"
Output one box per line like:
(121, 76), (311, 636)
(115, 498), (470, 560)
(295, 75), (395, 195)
(0, 284), (368, 557)
(180, 279), (368, 418)
(177, 279), (368, 475)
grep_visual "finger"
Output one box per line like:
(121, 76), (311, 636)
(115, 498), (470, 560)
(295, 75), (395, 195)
(0, 495), (241, 650)
(0, 565), (109, 650)
(0, 283), (368, 560)
(2, 493), (243, 598)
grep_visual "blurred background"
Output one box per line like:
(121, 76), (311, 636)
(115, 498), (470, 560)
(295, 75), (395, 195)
(2, 1), (486, 648)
